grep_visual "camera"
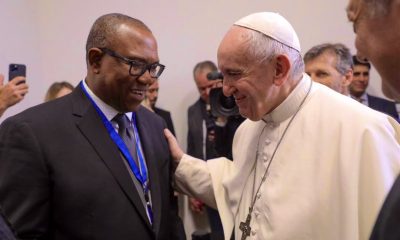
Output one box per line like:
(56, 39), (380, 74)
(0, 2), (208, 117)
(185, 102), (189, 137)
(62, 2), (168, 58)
(207, 71), (239, 117)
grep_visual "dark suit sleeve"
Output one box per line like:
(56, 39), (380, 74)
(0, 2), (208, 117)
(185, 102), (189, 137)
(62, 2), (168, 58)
(0, 118), (50, 239)
(166, 114), (175, 137)
(186, 107), (196, 157)
(0, 208), (16, 240)
(370, 175), (400, 240)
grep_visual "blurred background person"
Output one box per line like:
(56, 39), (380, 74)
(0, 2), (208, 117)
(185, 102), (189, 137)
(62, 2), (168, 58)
(44, 81), (74, 102)
(0, 74), (28, 118)
(142, 79), (175, 135)
(186, 60), (245, 240)
(304, 43), (353, 96)
(187, 60), (224, 240)
(349, 56), (398, 120)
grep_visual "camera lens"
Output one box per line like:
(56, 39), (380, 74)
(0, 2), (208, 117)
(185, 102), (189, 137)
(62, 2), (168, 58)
(220, 95), (236, 109)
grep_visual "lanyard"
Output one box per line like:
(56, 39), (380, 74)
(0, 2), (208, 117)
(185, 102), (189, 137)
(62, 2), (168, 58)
(80, 82), (149, 193)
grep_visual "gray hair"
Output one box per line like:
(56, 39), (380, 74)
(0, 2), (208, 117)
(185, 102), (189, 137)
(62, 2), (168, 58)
(304, 43), (353, 75)
(245, 29), (304, 80)
(193, 60), (217, 79)
(85, 13), (151, 59)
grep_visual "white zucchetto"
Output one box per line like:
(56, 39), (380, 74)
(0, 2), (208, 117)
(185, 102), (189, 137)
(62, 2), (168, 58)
(234, 12), (301, 52)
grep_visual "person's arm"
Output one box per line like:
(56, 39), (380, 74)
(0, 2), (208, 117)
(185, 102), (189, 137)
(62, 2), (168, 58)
(0, 118), (50, 239)
(0, 75), (28, 117)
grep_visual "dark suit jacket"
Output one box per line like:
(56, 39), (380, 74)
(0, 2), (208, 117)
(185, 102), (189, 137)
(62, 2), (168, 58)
(370, 175), (400, 240)
(187, 99), (206, 159)
(368, 94), (399, 121)
(154, 107), (175, 136)
(0, 209), (15, 240)
(0, 86), (184, 240)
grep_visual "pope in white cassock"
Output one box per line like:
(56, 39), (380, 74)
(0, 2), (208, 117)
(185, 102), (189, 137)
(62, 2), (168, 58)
(164, 12), (400, 240)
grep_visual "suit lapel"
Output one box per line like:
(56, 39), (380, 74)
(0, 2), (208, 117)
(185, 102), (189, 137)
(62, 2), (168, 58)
(72, 87), (153, 230)
(135, 108), (162, 236)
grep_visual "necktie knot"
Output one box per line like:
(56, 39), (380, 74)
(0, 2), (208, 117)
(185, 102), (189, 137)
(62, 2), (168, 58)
(113, 113), (130, 136)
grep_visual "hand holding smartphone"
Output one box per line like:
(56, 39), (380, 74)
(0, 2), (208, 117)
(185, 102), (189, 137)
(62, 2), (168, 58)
(8, 64), (26, 84)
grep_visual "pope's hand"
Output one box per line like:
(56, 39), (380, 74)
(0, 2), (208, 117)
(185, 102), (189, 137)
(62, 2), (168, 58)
(164, 129), (184, 169)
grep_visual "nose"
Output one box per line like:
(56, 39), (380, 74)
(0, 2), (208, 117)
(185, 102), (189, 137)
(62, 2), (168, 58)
(223, 81), (235, 97)
(137, 70), (155, 85)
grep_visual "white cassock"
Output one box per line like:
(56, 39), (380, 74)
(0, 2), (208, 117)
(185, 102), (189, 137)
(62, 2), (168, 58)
(175, 74), (400, 240)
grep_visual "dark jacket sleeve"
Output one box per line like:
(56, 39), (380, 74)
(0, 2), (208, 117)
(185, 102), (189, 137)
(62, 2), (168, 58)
(0, 118), (51, 239)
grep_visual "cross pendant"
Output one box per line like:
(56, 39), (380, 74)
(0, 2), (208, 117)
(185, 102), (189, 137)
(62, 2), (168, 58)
(239, 212), (252, 240)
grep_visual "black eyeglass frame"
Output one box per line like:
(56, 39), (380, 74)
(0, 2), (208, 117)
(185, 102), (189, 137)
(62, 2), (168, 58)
(99, 47), (165, 78)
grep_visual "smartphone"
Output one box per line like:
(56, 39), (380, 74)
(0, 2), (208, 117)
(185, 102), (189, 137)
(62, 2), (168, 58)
(8, 63), (26, 83)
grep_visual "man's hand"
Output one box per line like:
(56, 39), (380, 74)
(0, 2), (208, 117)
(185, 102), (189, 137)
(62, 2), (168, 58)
(164, 129), (184, 170)
(0, 74), (28, 117)
(189, 197), (205, 214)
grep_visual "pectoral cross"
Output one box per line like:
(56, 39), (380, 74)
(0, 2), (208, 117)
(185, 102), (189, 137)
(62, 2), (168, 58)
(239, 210), (252, 240)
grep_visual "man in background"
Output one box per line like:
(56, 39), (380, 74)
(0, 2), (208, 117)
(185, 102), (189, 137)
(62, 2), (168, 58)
(187, 60), (224, 240)
(349, 56), (398, 120)
(304, 43), (353, 95)
(346, 0), (400, 239)
(0, 74), (28, 118)
(143, 79), (175, 135)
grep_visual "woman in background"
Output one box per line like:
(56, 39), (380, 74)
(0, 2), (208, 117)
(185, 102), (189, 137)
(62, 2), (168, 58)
(44, 81), (74, 102)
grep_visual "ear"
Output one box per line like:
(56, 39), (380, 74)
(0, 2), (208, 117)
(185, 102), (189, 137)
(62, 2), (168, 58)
(87, 48), (104, 74)
(342, 69), (353, 87)
(273, 54), (291, 86)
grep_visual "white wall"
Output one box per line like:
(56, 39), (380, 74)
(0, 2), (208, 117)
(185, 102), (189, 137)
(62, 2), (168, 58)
(1, 0), (385, 148)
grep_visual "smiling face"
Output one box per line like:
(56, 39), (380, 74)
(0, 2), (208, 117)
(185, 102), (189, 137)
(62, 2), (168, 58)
(217, 26), (283, 121)
(349, 64), (369, 97)
(88, 22), (159, 112)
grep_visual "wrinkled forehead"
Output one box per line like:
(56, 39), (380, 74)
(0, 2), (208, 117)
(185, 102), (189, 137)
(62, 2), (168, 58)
(217, 26), (253, 66)
(218, 27), (250, 52)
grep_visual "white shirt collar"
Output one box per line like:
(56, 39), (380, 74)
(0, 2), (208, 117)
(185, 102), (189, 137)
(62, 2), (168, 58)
(262, 73), (312, 124)
(82, 79), (133, 122)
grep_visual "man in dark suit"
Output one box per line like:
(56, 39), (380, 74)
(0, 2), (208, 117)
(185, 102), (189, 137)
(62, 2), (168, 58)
(0, 13), (184, 240)
(349, 56), (399, 120)
(144, 79), (175, 135)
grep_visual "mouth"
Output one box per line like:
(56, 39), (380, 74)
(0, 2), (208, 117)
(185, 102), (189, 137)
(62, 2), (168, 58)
(234, 94), (246, 105)
(130, 89), (147, 98)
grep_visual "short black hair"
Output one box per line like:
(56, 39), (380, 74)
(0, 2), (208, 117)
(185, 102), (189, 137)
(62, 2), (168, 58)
(352, 55), (371, 69)
(85, 13), (151, 59)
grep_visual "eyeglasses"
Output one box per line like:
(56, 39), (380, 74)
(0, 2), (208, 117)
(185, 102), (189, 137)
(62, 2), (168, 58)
(100, 48), (165, 78)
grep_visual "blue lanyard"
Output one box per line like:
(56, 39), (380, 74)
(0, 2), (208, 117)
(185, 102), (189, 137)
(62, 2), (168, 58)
(80, 82), (149, 193)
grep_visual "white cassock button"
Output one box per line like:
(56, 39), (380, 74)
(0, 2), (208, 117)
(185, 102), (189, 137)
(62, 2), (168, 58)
(263, 155), (268, 162)
(256, 193), (261, 199)
(254, 211), (260, 218)
(251, 230), (257, 236)
(265, 138), (271, 145)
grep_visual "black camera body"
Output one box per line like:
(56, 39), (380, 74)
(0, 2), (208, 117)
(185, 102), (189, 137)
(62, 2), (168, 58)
(207, 71), (239, 117)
